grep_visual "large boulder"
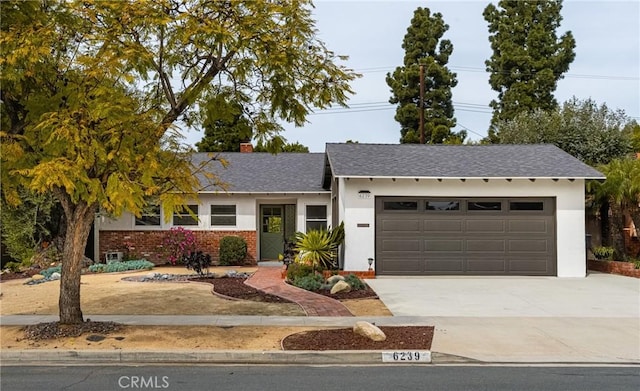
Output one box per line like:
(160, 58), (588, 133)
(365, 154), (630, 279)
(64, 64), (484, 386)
(326, 274), (345, 284)
(330, 280), (351, 294)
(353, 321), (386, 342)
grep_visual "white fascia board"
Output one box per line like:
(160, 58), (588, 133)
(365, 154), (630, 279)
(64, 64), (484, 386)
(197, 191), (331, 195)
(336, 175), (606, 180)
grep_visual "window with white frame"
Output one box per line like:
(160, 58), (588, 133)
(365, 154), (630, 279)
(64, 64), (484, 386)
(211, 205), (236, 226)
(306, 205), (327, 231)
(173, 204), (199, 226)
(135, 204), (161, 226)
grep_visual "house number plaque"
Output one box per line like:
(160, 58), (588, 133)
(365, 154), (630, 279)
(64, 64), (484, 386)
(381, 351), (431, 363)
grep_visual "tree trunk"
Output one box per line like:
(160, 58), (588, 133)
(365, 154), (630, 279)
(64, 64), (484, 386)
(54, 189), (97, 325)
(609, 201), (626, 260)
(599, 201), (610, 247)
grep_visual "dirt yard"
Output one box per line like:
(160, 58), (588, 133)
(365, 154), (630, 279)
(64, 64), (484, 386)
(0, 266), (392, 351)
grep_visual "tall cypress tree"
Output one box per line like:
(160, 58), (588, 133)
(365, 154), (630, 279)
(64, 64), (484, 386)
(386, 7), (462, 144)
(484, 0), (576, 142)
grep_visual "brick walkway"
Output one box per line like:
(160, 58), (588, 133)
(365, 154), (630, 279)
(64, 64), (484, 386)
(245, 266), (354, 317)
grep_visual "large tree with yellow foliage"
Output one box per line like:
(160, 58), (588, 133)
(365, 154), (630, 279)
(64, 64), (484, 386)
(1, 0), (356, 324)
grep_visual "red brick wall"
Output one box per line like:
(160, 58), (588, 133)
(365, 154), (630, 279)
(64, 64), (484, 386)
(587, 260), (640, 278)
(99, 230), (257, 265)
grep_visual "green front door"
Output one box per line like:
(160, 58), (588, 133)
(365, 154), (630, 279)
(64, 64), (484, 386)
(260, 205), (284, 260)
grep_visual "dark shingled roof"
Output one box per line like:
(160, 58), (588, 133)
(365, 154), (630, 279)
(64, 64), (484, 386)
(191, 152), (327, 193)
(325, 143), (605, 179)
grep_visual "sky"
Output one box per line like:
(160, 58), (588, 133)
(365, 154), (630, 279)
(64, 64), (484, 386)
(183, 0), (640, 152)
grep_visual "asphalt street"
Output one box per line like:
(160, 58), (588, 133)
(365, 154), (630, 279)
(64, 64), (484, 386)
(1, 365), (639, 391)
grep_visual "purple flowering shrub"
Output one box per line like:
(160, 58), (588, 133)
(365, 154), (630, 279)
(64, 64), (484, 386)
(162, 227), (196, 265)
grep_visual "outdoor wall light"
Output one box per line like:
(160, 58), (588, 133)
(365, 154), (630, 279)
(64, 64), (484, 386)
(368, 257), (374, 270)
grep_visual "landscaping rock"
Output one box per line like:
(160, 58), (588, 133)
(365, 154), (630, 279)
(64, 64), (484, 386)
(146, 272), (159, 279)
(330, 280), (351, 294)
(31, 274), (45, 281)
(353, 321), (386, 342)
(326, 275), (345, 284)
(49, 272), (61, 280)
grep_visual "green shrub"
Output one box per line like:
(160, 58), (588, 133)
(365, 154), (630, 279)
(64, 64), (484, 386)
(592, 246), (615, 260)
(343, 274), (365, 290)
(4, 261), (22, 272)
(632, 260), (640, 270)
(219, 236), (247, 266)
(286, 262), (314, 281)
(292, 274), (324, 291)
(89, 263), (106, 273)
(88, 260), (154, 273)
(41, 265), (61, 279)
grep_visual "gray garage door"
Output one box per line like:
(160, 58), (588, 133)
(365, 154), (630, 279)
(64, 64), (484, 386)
(375, 197), (556, 276)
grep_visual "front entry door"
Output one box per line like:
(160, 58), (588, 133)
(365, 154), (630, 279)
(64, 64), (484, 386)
(260, 205), (284, 260)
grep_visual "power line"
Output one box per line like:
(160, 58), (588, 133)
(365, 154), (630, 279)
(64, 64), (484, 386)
(310, 100), (493, 114)
(456, 122), (486, 139)
(357, 65), (639, 81)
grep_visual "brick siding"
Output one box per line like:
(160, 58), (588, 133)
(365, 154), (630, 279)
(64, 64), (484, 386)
(99, 230), (257, 266)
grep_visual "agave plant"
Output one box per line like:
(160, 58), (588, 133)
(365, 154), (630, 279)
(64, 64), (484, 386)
(295, 222), (345, 270)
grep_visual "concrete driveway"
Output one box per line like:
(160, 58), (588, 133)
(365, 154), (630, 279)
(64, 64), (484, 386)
(367, 272), (640, 363)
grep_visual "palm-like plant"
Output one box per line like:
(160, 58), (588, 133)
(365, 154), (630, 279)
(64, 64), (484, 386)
(295, 222), (345, 270)
(589, 157), (640, 258)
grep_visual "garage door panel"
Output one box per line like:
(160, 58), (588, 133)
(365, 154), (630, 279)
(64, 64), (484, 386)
(509, 239), (549, 252)
(425, 259), (464, 272)
(509, 220), (548, 233)
(376, 197), (556, 276)
(380, 259), (423, 273)
(466, 219), (505, 233)
(382, 219), (420, 233)
(509, 259), (550, 273)
(424, 239), (463, 252)
(424, 219), (462, 232)
(380, 239), (421, 252)
(466, 259), (507, 272)
(467, 239), (505, 252)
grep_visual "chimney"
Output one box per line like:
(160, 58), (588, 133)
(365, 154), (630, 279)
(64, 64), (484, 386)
(240, 142), (253, 153)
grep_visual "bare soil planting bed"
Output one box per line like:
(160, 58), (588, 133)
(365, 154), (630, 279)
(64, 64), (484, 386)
(1, 266), (426, 352)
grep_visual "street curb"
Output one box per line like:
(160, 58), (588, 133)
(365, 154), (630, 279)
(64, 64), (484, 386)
(0, 349), (434, 365)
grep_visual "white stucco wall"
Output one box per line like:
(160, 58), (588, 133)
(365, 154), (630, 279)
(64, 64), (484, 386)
(97, 193), (331, 233)
(338, 177), (587, 277)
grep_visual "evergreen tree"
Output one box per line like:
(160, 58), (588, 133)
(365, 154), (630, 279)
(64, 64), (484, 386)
(484, 0), (576, 141)
(386, 7), (462, 144)
(254, 140), (309, 153)
(495, 98), (634, 166)
(196, 92), (252, 153)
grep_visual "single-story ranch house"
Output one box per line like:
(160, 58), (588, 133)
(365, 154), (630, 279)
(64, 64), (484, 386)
(96, 143), (605, 277)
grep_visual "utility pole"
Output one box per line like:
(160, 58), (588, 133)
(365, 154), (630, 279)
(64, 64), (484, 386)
(419, 64), (425, 144)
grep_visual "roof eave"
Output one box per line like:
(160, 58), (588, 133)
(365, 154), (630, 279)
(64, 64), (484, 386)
(332, 175), (606, 180)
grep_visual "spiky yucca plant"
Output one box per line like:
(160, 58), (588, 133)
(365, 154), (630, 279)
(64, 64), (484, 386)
(295, 222), (345, 271)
